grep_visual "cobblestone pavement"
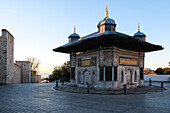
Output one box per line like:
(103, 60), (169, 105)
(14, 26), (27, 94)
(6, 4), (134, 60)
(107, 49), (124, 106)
(55, 83), (166, 95)
(0, 82), (170, 113)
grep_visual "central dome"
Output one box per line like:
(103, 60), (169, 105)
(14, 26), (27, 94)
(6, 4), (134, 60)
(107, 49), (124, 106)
(134, 31), (146, 37)
(98, 17), (116, 28)
(68, 33), (80, 38)
(97, 5), (116, 33)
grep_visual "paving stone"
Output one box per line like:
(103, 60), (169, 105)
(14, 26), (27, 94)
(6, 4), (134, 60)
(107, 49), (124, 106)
(0, 82), (169, 113)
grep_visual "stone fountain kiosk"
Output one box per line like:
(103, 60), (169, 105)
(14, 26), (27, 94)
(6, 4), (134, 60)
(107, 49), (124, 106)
(53, 7), (163, 89)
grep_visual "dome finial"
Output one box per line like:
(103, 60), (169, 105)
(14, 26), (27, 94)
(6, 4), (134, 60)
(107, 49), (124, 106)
(106, 4), (108, 19)
(74, 25), (76, 33)
(138, 24), (140, 32)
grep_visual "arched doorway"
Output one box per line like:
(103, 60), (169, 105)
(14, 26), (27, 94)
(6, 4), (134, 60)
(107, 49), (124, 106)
(126, 71), (132, 85)
(125, 68), (133, 85)
(83, 70), (91, 84)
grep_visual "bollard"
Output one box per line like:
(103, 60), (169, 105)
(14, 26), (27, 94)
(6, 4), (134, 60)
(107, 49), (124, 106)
(56, 80), (58, 87)
(86, 82), (90, 93)
(123, 84), (127, 94)
(62, 80), (64, 85)
(149, 79), (152, 86)
(161, 81), (164, 88)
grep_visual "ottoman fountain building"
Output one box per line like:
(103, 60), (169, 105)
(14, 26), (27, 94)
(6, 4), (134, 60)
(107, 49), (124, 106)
(53, 7), (163, 89)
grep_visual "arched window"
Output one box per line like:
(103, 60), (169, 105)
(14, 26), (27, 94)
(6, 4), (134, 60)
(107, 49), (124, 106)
(121, 70), (124, 82)
(134, 71), (137, 82)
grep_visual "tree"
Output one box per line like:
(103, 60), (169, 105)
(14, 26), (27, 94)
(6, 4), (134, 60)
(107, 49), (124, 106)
(61, 61), (70, 81)
(25, 57), (40, 75)
(154, 67), (170, 74)
(163, 67), (170, 74)
(49, 61), (70, 82)
(154, 67), (163, 74)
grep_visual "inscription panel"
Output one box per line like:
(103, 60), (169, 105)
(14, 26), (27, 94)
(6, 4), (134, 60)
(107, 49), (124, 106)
(119, 57), (138, 66)
(82, 59), (90, 67)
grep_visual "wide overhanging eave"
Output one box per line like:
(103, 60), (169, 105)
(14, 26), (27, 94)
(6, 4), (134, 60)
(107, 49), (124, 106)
(53, 34), (164, 53)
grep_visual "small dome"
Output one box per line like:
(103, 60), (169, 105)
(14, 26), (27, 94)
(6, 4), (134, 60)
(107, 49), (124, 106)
(68, 33), (80, 38)
(134, 31), (146, 37)
(98, 17), (116, 27)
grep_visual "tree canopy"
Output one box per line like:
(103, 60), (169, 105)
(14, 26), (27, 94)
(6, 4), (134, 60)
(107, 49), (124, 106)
(25, 57), (40, 75)
(154, 67), (170, 74)
(49, 61), (70, 82)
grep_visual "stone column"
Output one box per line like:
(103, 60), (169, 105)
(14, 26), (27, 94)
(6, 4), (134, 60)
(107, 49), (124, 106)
(138, 52), (140, 85)
(97, 47), (101, 83)
(70, 53), (71, 81)
(103, 47), (106, 81)
(75, 53), (78, 84)
(111, 47), (114, 88)
(103, 66), (106, 81)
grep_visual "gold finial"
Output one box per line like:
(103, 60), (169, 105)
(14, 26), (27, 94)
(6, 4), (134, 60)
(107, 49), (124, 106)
(138, 24), (140, 32)
(74, 25), (76, 33)
(106, 4), (108, 19)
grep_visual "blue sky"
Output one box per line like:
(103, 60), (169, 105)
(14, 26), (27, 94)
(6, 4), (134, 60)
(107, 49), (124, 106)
(0, 0), (170, 75)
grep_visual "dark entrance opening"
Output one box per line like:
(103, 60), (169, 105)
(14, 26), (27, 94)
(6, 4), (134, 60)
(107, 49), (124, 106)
(105, 66), (112, 81)
(71, 68), (75, 79)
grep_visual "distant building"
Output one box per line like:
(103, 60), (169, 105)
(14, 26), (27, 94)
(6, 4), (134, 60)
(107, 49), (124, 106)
(0, 29), (31, 84)
(31, 75), (41, 83)
(144, 68), (156, 75)
(53, 7), (163, 89)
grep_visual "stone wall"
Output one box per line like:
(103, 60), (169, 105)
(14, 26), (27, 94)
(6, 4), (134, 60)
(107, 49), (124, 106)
(1, 29), (22, 84)
(5, 29), (15, 84)
(76, 50), (98, 85)
(0, 29), (31, 84)
(0, 34), (7, 84)
(31, 75), (41, 83)
(70, 47), (145, 89)
(16, 61), (31, 83)
(7, 64), (21, 84)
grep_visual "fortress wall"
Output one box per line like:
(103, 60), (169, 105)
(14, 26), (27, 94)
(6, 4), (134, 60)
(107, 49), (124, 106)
(7, 64), (21, 84)
(0, 29), (31, 84)
(1, 29), (21, 84)
(16, 61), (31, 83)
(31, 75), (41, 83)
(0, 35), (7, 84)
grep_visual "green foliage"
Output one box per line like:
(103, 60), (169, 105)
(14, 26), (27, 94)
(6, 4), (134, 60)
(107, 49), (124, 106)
(154, 67), (163, 74)
(25, 57), (40, 76)
(49, 61), (70, 82)
(163, 67), (170, 74)
(155, 67), (170, 74)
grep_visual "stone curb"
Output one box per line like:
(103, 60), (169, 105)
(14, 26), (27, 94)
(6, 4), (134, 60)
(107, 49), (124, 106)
(53, 85), (166, 95)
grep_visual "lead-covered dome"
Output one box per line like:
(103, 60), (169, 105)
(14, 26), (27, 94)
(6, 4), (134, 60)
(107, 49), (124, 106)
(68, 26), (80, 43)
(97, 5), (116, 32)
(68, 33), (80, 38)
(134, 31), (146, 37)
(98, 17), (116, 27)
(134, 25), (146, 41)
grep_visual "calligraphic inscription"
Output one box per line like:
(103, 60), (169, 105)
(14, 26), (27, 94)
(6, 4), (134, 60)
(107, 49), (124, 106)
(120, 57), (138, 66)
(82, 59), (91, 67)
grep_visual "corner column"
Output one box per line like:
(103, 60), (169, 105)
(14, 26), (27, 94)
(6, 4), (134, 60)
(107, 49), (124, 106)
(70, 53), (72, 81)
(112, 46), (114, 81)
(103, 66), (106, 81)
(75, 52), (78, 84)
(97, 47), (101, 83)
(112, 46), (114, 89)
(103, 47), (106, 81)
